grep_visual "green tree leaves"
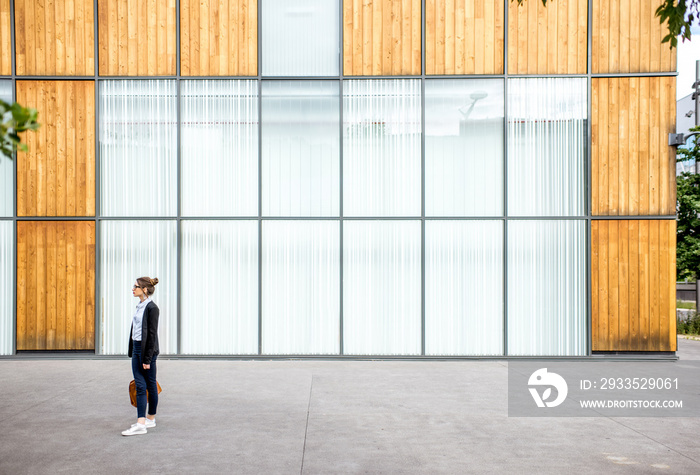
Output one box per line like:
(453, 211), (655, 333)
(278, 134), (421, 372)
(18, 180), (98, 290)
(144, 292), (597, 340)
(0, 99), (39, 159)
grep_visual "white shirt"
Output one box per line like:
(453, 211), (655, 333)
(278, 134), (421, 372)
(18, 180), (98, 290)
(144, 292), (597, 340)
(131, 297), (152, 341)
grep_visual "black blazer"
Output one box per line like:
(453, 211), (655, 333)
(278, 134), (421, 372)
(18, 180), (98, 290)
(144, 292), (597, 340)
(128, 301), (160, 364)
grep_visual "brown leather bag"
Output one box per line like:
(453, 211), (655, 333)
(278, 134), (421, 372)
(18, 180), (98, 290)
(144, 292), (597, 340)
(129, 380), (163, 407)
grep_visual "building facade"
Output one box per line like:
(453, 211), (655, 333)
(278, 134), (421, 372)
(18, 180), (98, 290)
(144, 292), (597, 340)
(0, 0), (678, 357)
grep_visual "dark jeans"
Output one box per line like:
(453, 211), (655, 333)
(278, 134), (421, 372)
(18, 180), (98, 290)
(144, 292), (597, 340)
(131, 340), (158, 419)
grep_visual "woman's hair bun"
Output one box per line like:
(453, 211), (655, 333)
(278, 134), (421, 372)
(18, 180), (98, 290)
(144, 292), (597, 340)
(150, 277), (159, 286)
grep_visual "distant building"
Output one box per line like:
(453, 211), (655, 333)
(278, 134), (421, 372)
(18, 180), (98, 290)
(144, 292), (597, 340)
(677, 92), (697, 175)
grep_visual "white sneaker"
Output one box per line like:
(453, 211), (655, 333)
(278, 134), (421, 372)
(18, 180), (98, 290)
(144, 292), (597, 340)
(145, 418), (156, 428)
(122, 423), (147, 436)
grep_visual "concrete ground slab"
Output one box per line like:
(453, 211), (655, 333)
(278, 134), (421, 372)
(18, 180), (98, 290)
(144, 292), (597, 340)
(0, 339), (699, 474)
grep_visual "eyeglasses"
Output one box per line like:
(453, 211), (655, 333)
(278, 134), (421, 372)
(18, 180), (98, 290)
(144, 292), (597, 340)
(132, 285), (142, 290)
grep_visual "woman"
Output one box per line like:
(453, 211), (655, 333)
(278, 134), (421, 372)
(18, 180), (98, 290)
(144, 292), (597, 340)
(122, 277), (160, 436)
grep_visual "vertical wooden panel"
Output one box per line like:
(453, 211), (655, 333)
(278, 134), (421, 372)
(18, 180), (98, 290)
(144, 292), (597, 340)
(592, 0), (676, 73)
(17, 221), (95, 351)
(507, 0), (587, 74)
(16, 80), (96, 217)
(98, 0), (176, 76)
(0, 0), (10, 75)
(591, 77), (676, 216)
(343, 0), (421, 76)
(14, 0), (95, 75)
(426, 0), (503, 74)
(592, 220), (676, 351)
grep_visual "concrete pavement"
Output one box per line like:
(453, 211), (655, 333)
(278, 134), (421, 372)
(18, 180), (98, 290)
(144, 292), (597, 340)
(1, 340), (700, 474)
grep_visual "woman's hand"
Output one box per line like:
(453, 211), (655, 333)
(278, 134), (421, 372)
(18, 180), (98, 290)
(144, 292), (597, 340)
(143, 363), (150, 370)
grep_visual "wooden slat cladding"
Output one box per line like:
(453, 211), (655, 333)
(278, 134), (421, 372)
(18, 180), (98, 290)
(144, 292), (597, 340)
(343, 0), (421, 76)
(17, 221), (95, 351)
(14, 0), (95, 75)
(592, 77), (676, 216)
(98, 0), (176, 76)
(426, 0), (504, 75)
(16, 80), (96, 217)
(507, 0), (587, 74)
(592, 220), (676, 352)
(180, 0), (257, 76)
(593, 0), (676, 73)
(0, 0), (10, 75)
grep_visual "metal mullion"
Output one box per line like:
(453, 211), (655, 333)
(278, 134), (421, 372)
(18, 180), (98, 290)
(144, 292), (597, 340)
(339, 0), (344, 356)
(591, 215), (677, 220)
(93, 0), (100, 355)
(10, 0), (16, 355)
(257, 0), (263, 356)
(420, 0), (426, 356)
(176, 0), (182, 355)
(592, 71), (677, 78)
(11, 76), (99, 81)
(424, 74), (505, 79)
(508, 74), (588, 79)
(587, 0), (593, 357)
(83, 216), (180, 220)
(84, 75), (179, 80)
(503, 0), (508, 357)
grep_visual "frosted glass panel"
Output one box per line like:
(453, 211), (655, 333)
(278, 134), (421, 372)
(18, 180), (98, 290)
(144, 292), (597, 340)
(425, 221), (503, 356)
(344, 221), (421, 355)
(0, 221), (12, 354)
(100, 81), (177, 216)
(181, 81), (258, 216)
(262, 0), (339, 76)
(507, 220), (586, 356)
(425, 80), (504, 216)
(262, 81), (339, 216)
(508, 78), (586, 217)
(263, 221), (339, 354)
(344, 80), (421, 217)
(0, 81), (12, 217)
(181, 221), (258, 354)
(99, 220), (177, 355)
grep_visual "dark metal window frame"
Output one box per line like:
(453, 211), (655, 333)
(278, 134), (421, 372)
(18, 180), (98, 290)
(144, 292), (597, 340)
(1, 0), (678, 359)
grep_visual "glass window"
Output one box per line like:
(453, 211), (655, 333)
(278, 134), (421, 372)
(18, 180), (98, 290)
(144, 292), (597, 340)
(181, 220), (258, 354)
(100, 81), (177, 217)
(344, 80), (421, 217)
(425, 220), (504, 356)
(181, 80), (258, 217)
(507, 78), (586, 217)
(262, 81), (340, 217)
(262, 0), (339, 76)
(0, 221), (12, 354)
(507, 220), (586, 356)
(425, 79), (504, 217)
(0, 80), (13, 217)
(343, 220), (421, 355)
(99, 220), (177, 355)
(262, 221), (340, 354)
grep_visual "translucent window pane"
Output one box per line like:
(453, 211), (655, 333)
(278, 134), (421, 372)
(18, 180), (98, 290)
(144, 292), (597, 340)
(0, 80), (12, 217)
(262, 221), (339, 354)
(508, 78), (586, 217)
(99, 220), (177, 355)
(262, 0), (339, 76)
(507, 220), (586, 356)
(181, 81), (258, 217)
(426, 221), (503, 356)
(100, 81), (177, 217)
(425, 80), (504, 216)
(344, 221), (421, 355)
(181, 221), (258, 354)
(344, 80), (421, 217)
(262, 81), (339, 217)
(0, 221), (12, 354)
